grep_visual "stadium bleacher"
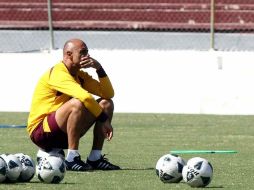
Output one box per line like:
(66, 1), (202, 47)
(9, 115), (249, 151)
(0, 0), (253, 31)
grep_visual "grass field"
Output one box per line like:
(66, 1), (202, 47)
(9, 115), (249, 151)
(0, 112), (253, 189)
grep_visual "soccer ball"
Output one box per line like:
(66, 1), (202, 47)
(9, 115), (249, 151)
(0, 154), (22, 182)
(15, 153), (36, 182)
(156, 154), (186, 183)
(0, 157), (7, 182)
(37, 155), (66, 184)
(182, 157), (213, 187)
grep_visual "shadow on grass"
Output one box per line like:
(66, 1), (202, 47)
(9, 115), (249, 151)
(206, 186), (224, 189)
(29, 181), (77, 185)
(1, 181), (77, 185)
(177, 182), (224, 189)
(66, 167), (155, 172)
(120, 167), (155, 171)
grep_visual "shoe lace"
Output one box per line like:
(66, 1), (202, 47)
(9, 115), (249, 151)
(99, 154), (120, 169)
(74, 156), (86, 165)
(101, 154), (110, 164)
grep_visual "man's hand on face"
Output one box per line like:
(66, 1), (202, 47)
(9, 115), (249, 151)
(80, 56), (102, 70)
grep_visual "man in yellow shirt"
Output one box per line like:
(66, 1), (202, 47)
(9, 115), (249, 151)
(27, 38), (120, 171)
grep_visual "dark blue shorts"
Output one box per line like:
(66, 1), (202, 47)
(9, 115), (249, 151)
(30, 112), (68, 151)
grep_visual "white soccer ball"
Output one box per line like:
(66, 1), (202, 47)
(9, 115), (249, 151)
(182, 157), (213, 187)
(0, 157), (7, 182)
(15, 153), (36, 182)
(37, 155), (66, 184)
(156, 154), (186, 183)
(0, 154), (22, 182)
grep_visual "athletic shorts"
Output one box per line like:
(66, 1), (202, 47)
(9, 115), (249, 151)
(30, 112), (68, 151)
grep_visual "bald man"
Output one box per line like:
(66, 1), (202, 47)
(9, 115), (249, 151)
(27, 39), (120, 171)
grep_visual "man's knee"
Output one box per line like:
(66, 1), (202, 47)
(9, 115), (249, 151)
(70, 98), (85, 112)
(70, 98), (114, 116)
(98, 99), (114, 111)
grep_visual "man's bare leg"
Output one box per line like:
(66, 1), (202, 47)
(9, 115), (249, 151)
(86, 99), (120, 170)
(54, 98), (95, 171)
(92, 99), (114, 150)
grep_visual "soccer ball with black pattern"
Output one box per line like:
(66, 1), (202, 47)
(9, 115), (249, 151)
(37, 155), (66, 184)
(0, 154), (22, 182)
(182, 157), (213, 187)
(155, 154), (186, 183)
(0, 157), (7, 183)
(15, 153), (36, 182)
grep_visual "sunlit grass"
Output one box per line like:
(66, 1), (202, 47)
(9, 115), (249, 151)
(0, 113), (253, 189)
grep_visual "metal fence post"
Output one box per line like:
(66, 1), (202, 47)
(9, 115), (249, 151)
(47, 0), (55, 51)
(210, 0), (215, 50)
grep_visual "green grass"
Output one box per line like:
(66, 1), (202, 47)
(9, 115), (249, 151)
(0, 112), (253, 189)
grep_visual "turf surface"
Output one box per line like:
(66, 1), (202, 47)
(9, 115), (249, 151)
(0, 112), (253, 189)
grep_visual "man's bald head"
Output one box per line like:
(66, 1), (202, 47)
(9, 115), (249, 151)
(63, 39), (86, 55)
(62, 38), (89, 75)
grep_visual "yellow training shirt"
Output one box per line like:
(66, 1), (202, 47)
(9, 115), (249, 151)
(27, 61), (114, 135)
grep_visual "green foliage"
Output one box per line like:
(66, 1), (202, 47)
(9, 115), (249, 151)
(0, 113), (253, 189)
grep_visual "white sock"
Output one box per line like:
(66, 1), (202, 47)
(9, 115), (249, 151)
(88, 150), (101, 161)
(66, 149), (80, 162)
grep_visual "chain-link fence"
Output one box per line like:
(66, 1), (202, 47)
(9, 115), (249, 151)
(1, 0), (254, 52)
